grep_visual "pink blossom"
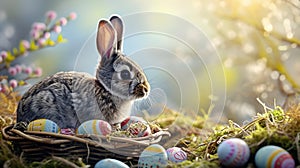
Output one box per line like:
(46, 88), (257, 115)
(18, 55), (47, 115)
(34, 67), (43, 77)
(0, 56), (2, 63)
(59, 17), (67, 26)
(44, 32), (51, 39)
(15, 65), (22, 73)
(69, 12), (77, 20)
(0, 84), (5, 93)
(46, 10), (57, 20)
(0, 51), (7, 59)
(21, 40), (30, 49)
(38, 38), (46, 46)
(24, 67), (32, 74)
(8, 67), (17, 76)
(30, 30), (40, 39)
(53, 25), (62, 33)
(9, 79), (18, 88)
(32, 22), (46, 31)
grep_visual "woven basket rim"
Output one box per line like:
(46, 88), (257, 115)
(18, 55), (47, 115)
(2, 124), (171, 148)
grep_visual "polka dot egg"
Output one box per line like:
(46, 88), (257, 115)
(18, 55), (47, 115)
(77, 120), (112, 136)
(166, 147), (187, 163)
(27, 119), (60, 133)
(94, 158), (129, 168)
(121, 116), (151, 137)
(255, 145), (295, 168)
(217, 138), (250, 167)
(138, 144), (168, 168)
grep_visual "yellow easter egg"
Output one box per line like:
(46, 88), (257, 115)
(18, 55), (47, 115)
(27, 119), (60, 133)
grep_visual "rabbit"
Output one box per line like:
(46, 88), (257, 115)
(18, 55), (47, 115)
(16, 15), (150, 129)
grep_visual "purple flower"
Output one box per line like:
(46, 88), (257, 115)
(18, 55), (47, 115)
(0, 51), (7, 59)
(59, 17), (67, 26)
(69, 12), (77, 20)
(46, 10), (57, 20)
(8, 67), (17, 76)
(9, 79), (18, 88)
(53, 25), (62, 33)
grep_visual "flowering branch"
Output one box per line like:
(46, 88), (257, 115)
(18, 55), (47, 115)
(0, 10), (77, 94)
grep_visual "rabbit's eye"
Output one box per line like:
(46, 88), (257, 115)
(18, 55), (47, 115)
(120, 70), (131, 80)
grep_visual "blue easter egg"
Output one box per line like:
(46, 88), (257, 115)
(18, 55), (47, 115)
(94, 158), (129, 168)
(138, 144), (168, 168)
(217, 138), (250, 167)
(255, 145), (295, 168)
(27, 119), (60, 133)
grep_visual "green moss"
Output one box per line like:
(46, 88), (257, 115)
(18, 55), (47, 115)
(168, 160), (219, 168)
(172, 104), (300, 167)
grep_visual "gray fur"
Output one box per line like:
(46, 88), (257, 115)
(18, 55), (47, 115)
(16, 15), (150, 128)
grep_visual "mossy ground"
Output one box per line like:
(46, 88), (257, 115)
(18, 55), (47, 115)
(1, 101), (300, 167)
(168, 103), (300, 167)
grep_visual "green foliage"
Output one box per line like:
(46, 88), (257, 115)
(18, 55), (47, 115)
(0, 139), (25, 168)
(172, 103), (300, 167)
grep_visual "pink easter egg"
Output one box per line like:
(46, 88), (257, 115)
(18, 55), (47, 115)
(217, 138), (250, 167)
(166, 147), (187, 163)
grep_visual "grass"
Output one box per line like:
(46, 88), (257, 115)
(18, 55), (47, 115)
(168, 103), (300, 167)
(1, 96), (300, 167)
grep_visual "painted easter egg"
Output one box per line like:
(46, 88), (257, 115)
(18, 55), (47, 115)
(60, 128), (75, 135)
(120, 116), (151, 137)
(77, 120), (112, 136)
(94, 158), (129, 168)
(121, 116), (147, 129)
(27, 119), (60, 133)
(255, 145), (295, 168)
(166, 147), (187, 163)
(138, 144), (168, 168)
(217, 138), (250, 167)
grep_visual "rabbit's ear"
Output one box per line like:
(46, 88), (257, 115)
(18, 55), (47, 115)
(110, 15), (124, 51)
(96, 20), (117, 59)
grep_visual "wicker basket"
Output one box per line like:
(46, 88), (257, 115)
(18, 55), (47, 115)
(1, 124), (170, 166)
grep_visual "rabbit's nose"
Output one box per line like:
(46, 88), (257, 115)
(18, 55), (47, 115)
(141, 84), (149, 94)
(134, 83), (149, 98)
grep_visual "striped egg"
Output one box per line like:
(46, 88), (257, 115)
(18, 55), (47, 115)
(217, 138), (250, 167)
(77, 120), (112, 136)
(27, 119), (60, 133)
(121, 116), (151, 137)
(255, 145), (295, 168)
(138, 144), (168, 168)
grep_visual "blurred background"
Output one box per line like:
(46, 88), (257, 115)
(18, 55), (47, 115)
(0, 0), (300, 125)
